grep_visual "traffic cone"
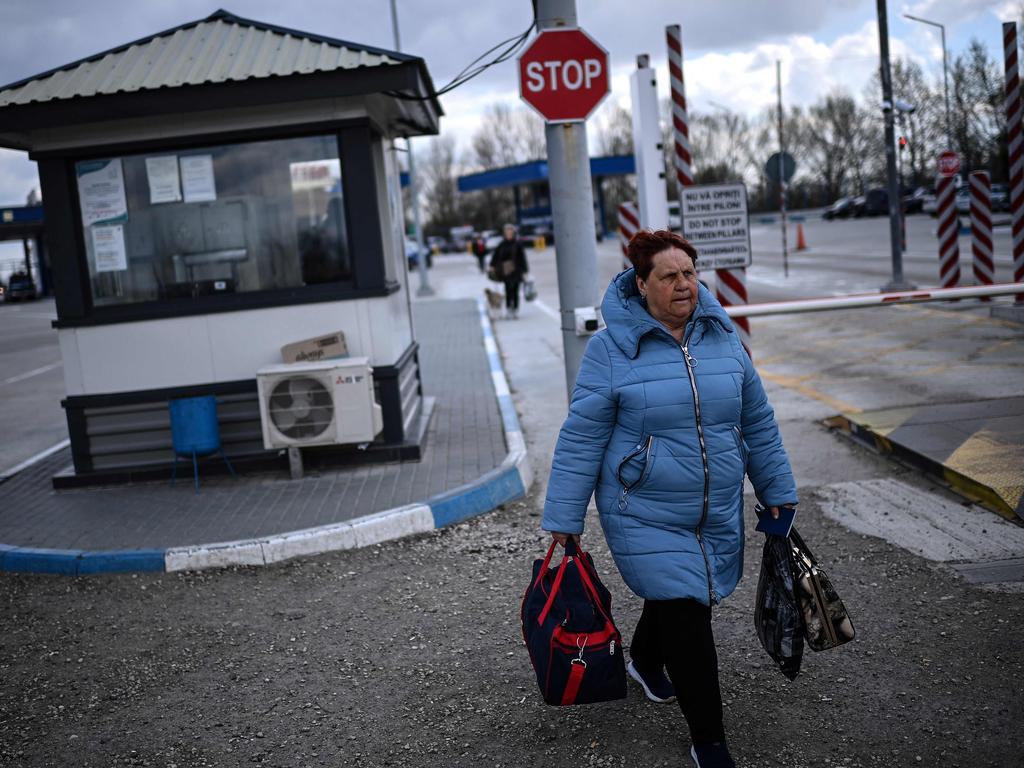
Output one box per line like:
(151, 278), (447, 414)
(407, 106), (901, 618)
(796, 222), (807, 251)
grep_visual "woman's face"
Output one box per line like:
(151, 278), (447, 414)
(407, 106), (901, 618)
(637, 248), (699, 329)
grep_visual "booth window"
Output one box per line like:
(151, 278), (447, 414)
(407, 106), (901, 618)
(74, 134), (351, 306)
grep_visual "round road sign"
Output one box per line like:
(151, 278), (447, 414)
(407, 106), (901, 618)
(938, 151), (960, 178)
(518, 28), (610, 123)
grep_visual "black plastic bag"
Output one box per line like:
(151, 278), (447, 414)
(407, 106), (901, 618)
(754, 533), (804, 680)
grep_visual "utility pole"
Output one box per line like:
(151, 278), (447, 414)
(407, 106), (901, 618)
(904, 13), (952, 151)
(389, 0), (433, 296)
(776, 60), (789, 278)
(878, 0), (913, 291)
(536, 0), (600, 396)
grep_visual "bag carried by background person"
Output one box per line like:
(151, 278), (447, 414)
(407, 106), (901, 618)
(521, 539), (627, 706)
(523, 275), (537, 302)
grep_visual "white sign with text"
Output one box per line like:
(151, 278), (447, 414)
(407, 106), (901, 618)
(680, 183), (752, 269)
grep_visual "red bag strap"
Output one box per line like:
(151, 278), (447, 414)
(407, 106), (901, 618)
(537, 552), (570, 626)
(536, 539), (615, 629)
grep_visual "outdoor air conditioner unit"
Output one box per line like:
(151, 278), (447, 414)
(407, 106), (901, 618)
(256, 357), (383, 449)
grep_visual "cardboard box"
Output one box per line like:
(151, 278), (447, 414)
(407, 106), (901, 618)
(281, 331), (348, 364)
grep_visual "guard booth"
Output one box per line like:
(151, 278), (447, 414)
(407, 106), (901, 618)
(0, 10), (442, 483)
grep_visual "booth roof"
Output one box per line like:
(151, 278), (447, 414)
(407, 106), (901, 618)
(0, 8), (441, 119)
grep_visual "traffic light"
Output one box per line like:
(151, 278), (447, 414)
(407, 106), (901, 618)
(898, 135), (908, 151)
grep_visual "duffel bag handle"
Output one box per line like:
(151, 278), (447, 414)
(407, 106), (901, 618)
(536, 539), (615, 629)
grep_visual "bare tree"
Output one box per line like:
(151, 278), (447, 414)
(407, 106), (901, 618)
(949, 39), (1004, 174)
(418, 135), (461, 236)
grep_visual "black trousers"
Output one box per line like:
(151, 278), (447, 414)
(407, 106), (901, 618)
(504, 279), (521, 310)
(630, 598), (725, 745)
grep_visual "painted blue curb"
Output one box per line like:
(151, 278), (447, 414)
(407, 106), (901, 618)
(429, 464), (526, 528)
(0, 298), (532, 576)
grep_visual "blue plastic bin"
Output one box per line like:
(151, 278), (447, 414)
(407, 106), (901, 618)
(169, 395), (236, 492)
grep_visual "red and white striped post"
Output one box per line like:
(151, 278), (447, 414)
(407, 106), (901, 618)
(969, 171), (994, 300)
(1004, 21), (1024, 301)
(617, 201), (639, 269)
(667, 23), (750, 352)
(935, 173), (961, 289)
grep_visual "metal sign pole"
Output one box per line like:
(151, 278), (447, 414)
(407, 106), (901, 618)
(776, 60), (789, 278)
(535, 0), (600, 396)
(877, 0), (913, 291)
(390, 0), (433, 296)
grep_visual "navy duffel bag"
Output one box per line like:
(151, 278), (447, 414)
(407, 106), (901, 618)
(520, 539), (627, 706)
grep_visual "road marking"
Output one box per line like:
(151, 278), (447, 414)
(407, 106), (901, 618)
(1, 360), (62, 386)
(757, 369), (862, 414)
(534, 299), (560, 321)
(0, 438), (71, 483)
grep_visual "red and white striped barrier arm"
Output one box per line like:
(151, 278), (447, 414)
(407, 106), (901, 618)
(969, 171), (994, 299)
(935, 174), (961, 289)
(726, 282), (1024, 318)
(1004, 22), (1024, 301)
(618, 201), (639, 269)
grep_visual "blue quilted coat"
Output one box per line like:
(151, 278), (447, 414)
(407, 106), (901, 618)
(542, 270), (797, 605)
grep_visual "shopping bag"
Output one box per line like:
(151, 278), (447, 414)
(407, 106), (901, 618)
(523, 276), (537, 302)
(754, 532), (805, 680)
(789, 527), (855, 652)
(520, 539), (627, 706)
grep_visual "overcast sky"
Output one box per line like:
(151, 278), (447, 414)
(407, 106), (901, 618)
(0, 0), (1014, 214)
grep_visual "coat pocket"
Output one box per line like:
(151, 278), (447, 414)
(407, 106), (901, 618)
(733, 425), (749, 468)
(616, 436), (657, 491)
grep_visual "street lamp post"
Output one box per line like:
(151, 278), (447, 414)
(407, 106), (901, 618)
(904, 12), (952, 151)
(389, 0), (434, 296)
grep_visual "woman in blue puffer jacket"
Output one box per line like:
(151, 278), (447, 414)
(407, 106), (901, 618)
(543, 230), (797, 768)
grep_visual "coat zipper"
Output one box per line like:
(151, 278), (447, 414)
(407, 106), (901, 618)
(681, 323), (716, 605)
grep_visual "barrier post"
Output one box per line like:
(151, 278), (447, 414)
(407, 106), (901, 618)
(935, 173), (961, 289)
(969, 171), (994, 300)
(617, 201), (639, 269)
(1003, 21), (1024, 302)
(667, 23), (750, 351)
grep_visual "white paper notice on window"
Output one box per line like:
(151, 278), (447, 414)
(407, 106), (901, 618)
(91, 224), (128, 273)
(145, 155), (182, 204)
(180, 154), (217, 203)
(76, 158), (128, 227)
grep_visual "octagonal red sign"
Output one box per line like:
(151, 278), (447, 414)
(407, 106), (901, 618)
(937, 151), (960, 178)
(518, 28), (610, 123)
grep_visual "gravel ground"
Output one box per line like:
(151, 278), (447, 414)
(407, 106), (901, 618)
(1, 490), (1021, 768)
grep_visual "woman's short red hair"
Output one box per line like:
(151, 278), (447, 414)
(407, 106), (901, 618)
(626, 229), (698, 280)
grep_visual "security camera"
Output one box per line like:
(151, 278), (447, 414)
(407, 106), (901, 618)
(894, 99), (916, 114)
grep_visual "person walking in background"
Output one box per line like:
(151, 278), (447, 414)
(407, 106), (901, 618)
(542, 230), (797, 768)
(489, 223), (529, 319)
(472, 234), (488, 273)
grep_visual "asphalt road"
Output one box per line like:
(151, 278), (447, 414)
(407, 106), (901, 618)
(0, 298), (66, 475)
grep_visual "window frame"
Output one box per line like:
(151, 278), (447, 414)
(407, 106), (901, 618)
(42, 119), (397, 329)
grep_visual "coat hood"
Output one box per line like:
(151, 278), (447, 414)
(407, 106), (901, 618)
(600, 268), (734, 358)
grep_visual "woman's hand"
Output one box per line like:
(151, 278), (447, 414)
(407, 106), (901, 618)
(549, 531), (580, 548)
(768, 504), (796, 520)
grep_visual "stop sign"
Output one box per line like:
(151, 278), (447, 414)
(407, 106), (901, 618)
(518, 29), (610, 123)
(937, 151), (960, 178)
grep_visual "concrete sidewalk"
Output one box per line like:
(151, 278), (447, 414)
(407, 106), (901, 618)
(0, 299), (529, 574)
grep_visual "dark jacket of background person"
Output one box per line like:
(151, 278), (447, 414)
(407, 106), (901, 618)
(489, 238), (529, 281)
(541, 270), (797, 605)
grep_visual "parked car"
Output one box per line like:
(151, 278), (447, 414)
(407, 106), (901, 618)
(5, 272), (37, 301)
(955, 186), (971, 214)
(822, 196), (855, 220)
(405, 238), (432, 270)
(922, 191), (938, 216)
(903, 186), (929, 214)
(854, 188), (888, 217)
(991, 183), (1010, 212)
